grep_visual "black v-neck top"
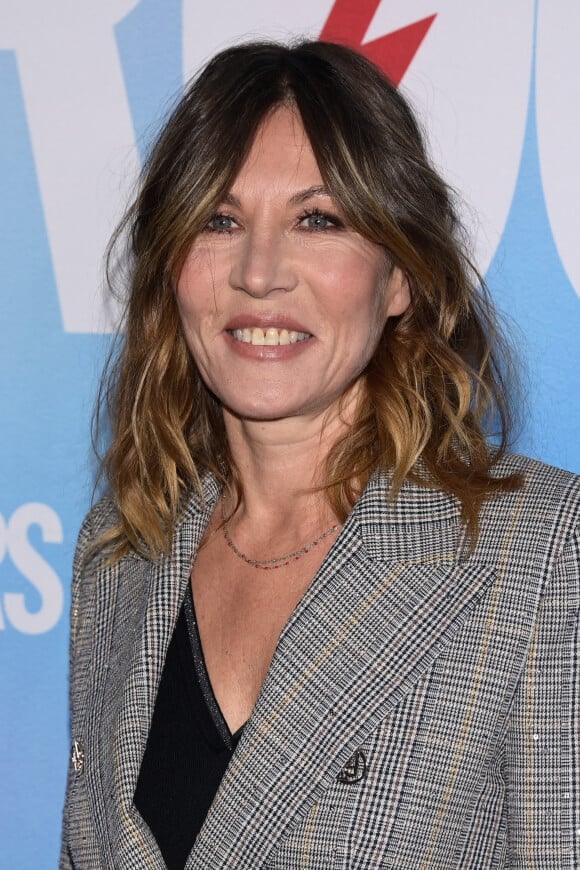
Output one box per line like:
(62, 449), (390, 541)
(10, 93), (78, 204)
(134, 587), (243, 870)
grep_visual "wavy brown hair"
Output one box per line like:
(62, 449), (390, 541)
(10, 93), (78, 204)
(97, 39), (521, 560)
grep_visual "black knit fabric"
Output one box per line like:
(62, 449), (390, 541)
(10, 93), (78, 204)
(134, 589), (242, 870)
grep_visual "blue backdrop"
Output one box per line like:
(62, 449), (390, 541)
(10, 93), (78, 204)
(1, 2), (578, 867)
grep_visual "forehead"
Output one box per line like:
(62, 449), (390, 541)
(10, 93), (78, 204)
(230, 106), (323, 196)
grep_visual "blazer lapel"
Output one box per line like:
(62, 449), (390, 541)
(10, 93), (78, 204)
(190, 475), (496, 868)
(99, 476), (222, 865)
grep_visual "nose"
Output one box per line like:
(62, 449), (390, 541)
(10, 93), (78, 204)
(229, 227), (298, 298)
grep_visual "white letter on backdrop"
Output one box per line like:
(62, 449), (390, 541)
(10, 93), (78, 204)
(2, 1), (141, 333)
(4, 504), (64, 635)
(536, 0), (580, 299)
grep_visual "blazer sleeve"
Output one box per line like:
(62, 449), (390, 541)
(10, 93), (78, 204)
(505, 520), (580, 867)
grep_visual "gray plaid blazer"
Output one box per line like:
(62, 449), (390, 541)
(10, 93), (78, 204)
(61, 452), (580, 868)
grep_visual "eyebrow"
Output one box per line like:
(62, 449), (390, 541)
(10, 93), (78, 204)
(221, 185), (333, 208)
(289, 186), (332, 206)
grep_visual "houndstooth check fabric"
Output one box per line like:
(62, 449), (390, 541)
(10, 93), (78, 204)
(60, 452), (580, 868)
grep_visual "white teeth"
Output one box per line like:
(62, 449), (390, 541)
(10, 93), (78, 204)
(231, 327), (310, 346)
(251, 327), (265, 346)
(233, 328), (254, 343)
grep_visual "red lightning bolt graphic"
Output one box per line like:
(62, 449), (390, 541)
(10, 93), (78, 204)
(320, 0), (437, 86)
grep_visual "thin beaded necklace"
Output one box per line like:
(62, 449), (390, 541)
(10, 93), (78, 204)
(220, 497), (340, 570)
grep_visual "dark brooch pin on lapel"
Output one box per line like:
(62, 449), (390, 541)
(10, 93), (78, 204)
(337, 749), (367, 784)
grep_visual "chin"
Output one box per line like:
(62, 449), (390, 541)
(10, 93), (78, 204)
(224, 402), (299, 423)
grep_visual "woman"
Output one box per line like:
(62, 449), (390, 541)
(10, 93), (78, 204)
(61, 41), (580, 869)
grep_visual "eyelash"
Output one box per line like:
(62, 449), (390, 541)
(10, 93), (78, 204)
(205, 213), (238, 234)
(203, 208), (344, 235)
(297, 208), (343, 232)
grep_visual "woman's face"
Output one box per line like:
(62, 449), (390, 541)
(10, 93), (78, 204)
(176, 106), (409, 425)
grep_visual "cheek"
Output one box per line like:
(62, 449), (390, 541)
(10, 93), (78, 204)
(332, 262), (388, 333)
(176, 244), (221, 314)
(175, 271), (218, 342)
(319, 241), (387, 298)
(174, 290), (197, 347)
(344, 291), (390, 372)
(174, 291), (210, 373)
(176, 289), (199, 329)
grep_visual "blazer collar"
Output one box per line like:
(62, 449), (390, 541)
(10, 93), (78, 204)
(189, 472), (495, 867)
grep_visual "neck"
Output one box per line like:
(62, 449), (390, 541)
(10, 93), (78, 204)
(221, 397), (357, 527)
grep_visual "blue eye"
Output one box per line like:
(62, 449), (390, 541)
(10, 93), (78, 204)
(207, 214), (237, 232)
(299, 209), (342, 231)
(306, 214), (331, 229)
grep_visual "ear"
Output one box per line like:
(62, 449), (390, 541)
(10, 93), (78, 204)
(384, 267), (410, 318)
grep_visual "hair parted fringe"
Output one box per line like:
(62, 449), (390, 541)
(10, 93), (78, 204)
(93, 39), (522, 562)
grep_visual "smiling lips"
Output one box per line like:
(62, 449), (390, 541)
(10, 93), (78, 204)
(230, 327), (311, 346)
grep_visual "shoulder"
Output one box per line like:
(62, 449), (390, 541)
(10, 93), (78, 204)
(358, 453), (580, 571)
(70, 498), (120, 635)
(73, 496), (120, 573)
(74, 470), (222, 569)
(362, 451), (580, 532)
(76, 496), (119, 541)
(472, 452), (580, 597)
(493, 449), (580, 500)
(484, 450), (580, 539)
